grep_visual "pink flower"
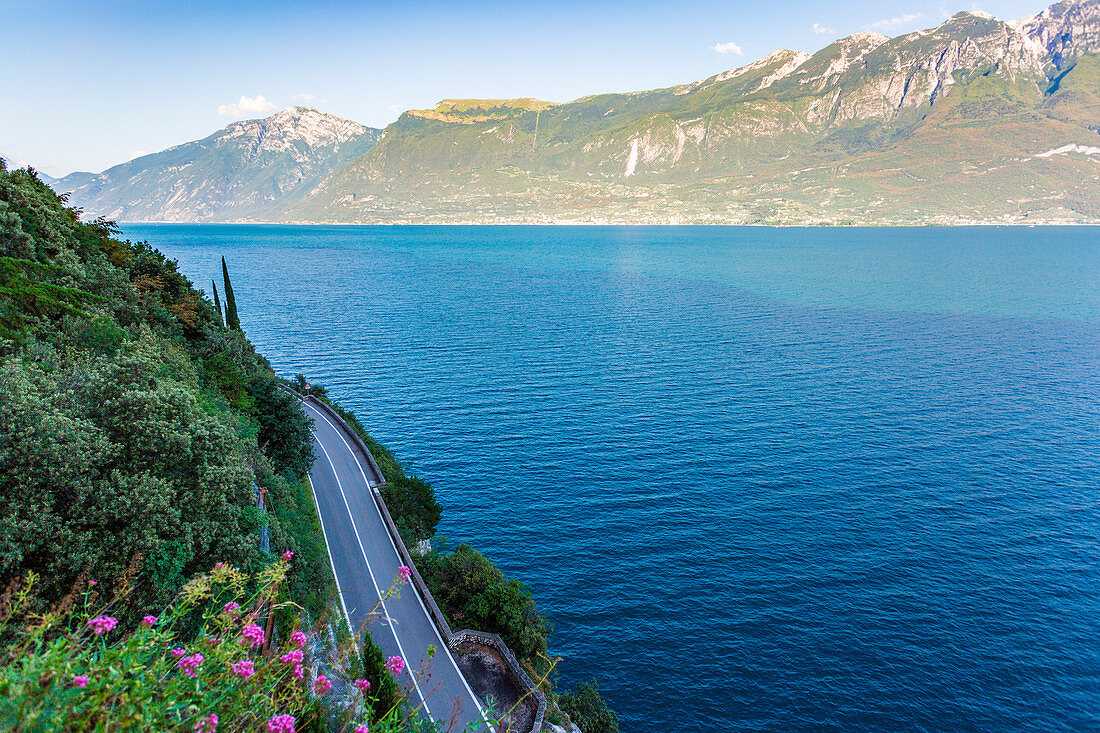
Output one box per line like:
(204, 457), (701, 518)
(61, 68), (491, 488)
(293, 663), (304, 679)
(313, 674), (332, 694)
(141, 615), (158, 627)
(87, 615), (118, 635)
(353, 678), (371, 693)
(397, 565), (411, 582)
(385, 655), (405, 676)
(355, 727), (368, 733)
(281, 550), (294, 562)
(170, 647), (186, 658)
(214, 562), (225, 570)
(193, 713), (218, 732)
(71, 675), (89, 688)
(231, 659), (255, 679)
(290, 630), (307, 648)
(222, 601), (240, 617)
(177, 652), (204, 678)
(87, 579), (97, 586)
(240, 623), (265, 648)
(266, 714), (296, 733)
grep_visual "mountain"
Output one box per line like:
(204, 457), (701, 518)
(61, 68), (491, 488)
(51, 107), (381, 222)
(45, 0), (1100, 225)
(280, 0), (1100, 225)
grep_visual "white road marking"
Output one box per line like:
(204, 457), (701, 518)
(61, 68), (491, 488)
(303, 400), (489, 725)
(310, 427), (434, 718)
(307, 474), (356, 641)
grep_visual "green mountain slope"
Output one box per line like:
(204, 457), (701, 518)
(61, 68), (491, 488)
(51, 107), (380, 222)
(283, 0), (1100, 224)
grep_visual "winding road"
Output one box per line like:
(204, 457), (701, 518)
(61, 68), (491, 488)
(301, 398), (487, 732)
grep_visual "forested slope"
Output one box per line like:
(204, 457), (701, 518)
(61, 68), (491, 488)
(0, 160), (325, 613)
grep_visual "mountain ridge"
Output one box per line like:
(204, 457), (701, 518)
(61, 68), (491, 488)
(51, 106), (381, 222)
(44, 0), (1100, 224)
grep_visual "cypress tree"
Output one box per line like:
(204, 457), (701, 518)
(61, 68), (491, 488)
(221, 257), (240, 331)
(211, 280), (224, 327)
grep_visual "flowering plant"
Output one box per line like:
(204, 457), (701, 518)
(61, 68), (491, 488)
(0, 556), (409, 731)
(0, 555), (510, 732)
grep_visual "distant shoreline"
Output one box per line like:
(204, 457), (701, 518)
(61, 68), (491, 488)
(118, 220), (1100, 228)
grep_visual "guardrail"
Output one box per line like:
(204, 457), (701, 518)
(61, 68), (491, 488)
(286, 386), (546, 733)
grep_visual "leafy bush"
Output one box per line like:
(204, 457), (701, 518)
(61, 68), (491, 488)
(0, 164), (314, 615)
(0, 342), (262, 609)
(558, 681), (620, 733)
(250, 374), (314, 480)
(415, 543), (550, 673)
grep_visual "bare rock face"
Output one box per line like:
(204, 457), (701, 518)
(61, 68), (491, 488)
(221, 107), (371, 159)
(1014, 0), (1100, 68)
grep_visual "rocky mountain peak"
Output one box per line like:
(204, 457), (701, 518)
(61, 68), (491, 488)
(841, 31), (891, 50)
(1012, 0), (1100, 67)
(222, 107), (369, 151)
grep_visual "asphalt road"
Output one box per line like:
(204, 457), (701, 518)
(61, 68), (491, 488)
(302, 399), (487, 732)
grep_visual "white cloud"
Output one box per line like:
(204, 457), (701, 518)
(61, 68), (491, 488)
(866, 12), (923, 31)
(217, 95), (278, 118)
(388, 104), (404, 114)
(812, 22), (836, 35)
(292, 93), (317, 103)
(712, 41), (744, 55)
(128, 150), (150, 160)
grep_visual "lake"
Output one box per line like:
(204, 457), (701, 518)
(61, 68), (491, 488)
(123, 224), (1100, 732)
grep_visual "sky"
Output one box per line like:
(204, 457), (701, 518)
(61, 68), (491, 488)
(1, 0), (1051, 176)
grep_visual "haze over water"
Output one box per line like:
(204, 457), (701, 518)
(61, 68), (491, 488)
(126, 224), (1100, 732)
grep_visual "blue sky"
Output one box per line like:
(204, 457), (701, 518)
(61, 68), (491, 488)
(1, 0), (1049, 175)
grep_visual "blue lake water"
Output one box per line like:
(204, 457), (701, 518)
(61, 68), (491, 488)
(123, 224), (1100, 732)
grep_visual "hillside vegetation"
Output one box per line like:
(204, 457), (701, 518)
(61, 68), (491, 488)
(0, 161), (328, 614)
(0, 162), (436, 731)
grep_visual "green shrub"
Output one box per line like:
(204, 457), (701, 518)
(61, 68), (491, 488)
(0, 344), (261, 610)
(361, 635), (402, 721)
(558, 681), (620, 733)
(416, 543), (550, 673)
(250, 373), (314, 480)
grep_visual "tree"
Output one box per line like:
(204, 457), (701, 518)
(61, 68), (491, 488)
(249, 374), (314, 480)
(221, 257), (240, 331)
(211, 279), (224, 327)
(0, 344), (261, 608)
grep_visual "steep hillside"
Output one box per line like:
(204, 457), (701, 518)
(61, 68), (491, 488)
(285, 0), (1100, 224)
(52, 107), (380, 222)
